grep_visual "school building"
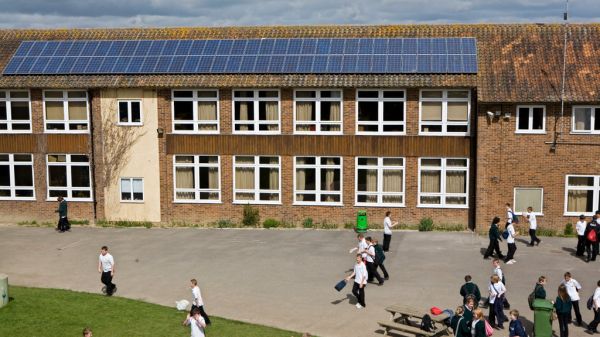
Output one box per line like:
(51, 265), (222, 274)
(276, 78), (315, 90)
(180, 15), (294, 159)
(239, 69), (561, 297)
(0, 24), (598, 230)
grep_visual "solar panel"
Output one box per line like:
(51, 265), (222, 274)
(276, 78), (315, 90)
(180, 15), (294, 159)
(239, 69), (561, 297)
(3, 37), (478, 75)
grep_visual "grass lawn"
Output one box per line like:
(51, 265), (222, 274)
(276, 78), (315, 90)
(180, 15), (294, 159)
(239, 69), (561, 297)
(0, 286), (304, 337)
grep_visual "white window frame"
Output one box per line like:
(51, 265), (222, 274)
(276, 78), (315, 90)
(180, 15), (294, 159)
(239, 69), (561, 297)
(171, 89), (220, 134)
(513, 187), (544, 216)
(0, 153), (35, 200)
(0, 90), (31, 133)
(515, 105), (546, 134)
(564, 175), (600, 216)
(117, 100), (143, 126)
(46, 154), (93, 201)
(355, 89), (406, 135)
(571, 106), (600, 134)
(43, 90), (89, 133)
(233, 156), (281, 204)
(173, 155), (221, 203)
(417, 157), (469, 208)
(293, 156), (343, 206)
(293, 89), (343, 134)
(120, 177), (144, 203)
(355, 157), (405, 207)
(418, 89), (470, 136)
(232, 89), (281, 134)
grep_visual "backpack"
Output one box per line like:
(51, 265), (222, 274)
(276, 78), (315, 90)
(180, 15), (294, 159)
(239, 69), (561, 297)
(511, 212), (519, 224)
(588, 295), (594, 310)
(502, 231), (509, 240)
(484, 320), (494, 337)
(528, 284), (540, 310)
(588, 228), (597, 243)
(420, 314), (435, 332)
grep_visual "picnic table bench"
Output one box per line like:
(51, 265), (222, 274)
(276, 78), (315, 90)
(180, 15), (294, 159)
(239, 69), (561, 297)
(378, 304), (451, 337)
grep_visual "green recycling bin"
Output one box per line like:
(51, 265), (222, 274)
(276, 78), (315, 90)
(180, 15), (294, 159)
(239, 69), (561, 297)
(356, 211), (368, 233)
(532, 299), (553, 337)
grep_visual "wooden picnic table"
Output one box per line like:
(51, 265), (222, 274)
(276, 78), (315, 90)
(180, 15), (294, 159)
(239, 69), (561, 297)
(385, 304), (449, 323)
(379, 304), (451, 337)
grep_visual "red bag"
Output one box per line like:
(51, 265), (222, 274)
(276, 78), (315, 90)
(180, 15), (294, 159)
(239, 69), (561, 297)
(430, 306), (443, 315)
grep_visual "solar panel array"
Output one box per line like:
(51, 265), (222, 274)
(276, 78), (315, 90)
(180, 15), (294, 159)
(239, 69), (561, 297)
(3, 38), (477, 75)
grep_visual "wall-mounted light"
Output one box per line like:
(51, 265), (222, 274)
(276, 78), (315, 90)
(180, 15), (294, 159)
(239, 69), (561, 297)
(156, 128), (164, 138)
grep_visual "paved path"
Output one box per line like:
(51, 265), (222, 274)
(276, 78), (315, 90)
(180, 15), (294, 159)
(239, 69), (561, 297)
(0, 226), (596, 336)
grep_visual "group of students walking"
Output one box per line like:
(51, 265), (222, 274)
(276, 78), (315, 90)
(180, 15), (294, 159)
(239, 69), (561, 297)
(575, 211), (600, 262)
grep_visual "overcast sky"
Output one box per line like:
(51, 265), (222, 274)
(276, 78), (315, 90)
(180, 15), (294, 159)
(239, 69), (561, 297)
(0, 0), (596, 28)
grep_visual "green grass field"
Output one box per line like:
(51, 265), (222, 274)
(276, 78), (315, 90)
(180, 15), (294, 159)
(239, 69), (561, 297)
(0, 286), (303, 337)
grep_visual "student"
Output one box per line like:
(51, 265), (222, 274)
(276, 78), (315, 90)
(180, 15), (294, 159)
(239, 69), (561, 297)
(382, 211), (398, 252)
(561, 272), (582, 326)
(506, 203), (516, 226)
(463, 296), (476, 325)
(525, 206), (541, 246)
(372, 239), (389, 280)
(97, 245), (116, 296)
(534, 276), (547, 299)
(346, 253), (368, 309)
(450, 306), (471, 337)
(459, 275), (481, 305)
(488, 274), (506, 329)
(504, 220), (517, 264)
(471, 308), (486, 337)
(364, 237), (384, 285)
(576, 215), (587, 257)
(508, 310), (527, 337)
(55, 196), (70, 232)
(586, 280), (600, 334)
(350, 234), (369, 261)
(82, 327), (92, 337)
(554, 284), (572, 337)
(483, 217), (505, 260)
(183, 307), (207, 337)
(585, 216), (600, 262)
(189, 279), (211, 325)
(492, 259), (505, 285)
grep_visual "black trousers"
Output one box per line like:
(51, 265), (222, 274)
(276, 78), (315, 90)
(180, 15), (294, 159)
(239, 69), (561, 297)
(505, 243), (517, 261)
(57, 217), (70, 231)
(587, 241), (599, 261)
(383, 234), (391, 252)
(352, 282), (365, 307)
(572, 300), (582, 325)
(366, 261), (383, 283)
(529, 229), (540, 245)
(589, 308), (600, 332)
(557, 312), (569, 337)
(484, 239), (503, 258)
(489, 298), (505, 327)
(190, 304), (211, 325)
(101, 271), (116, 295)
(376, 262), (389, 279)
(576, 235), (586, 256)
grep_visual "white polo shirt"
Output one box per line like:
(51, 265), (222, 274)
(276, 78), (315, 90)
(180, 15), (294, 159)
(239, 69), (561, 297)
(561, 278), (582, 301)
(188, 316), (206, 337)
(191, 285), (204, 307)
(354, 262), (368, 285)
(527, 212), (537, 230)
(506, 224), (516, 244)
(99, 253), (114, 272)
(384, 217), (392, 235)
(594, 287), (600, 309)
(488, 281), (506, 304)
(494, 266), (503, 282)
(507, 208), (513, 224)
(366, 245), (375, 263)
(358, 238), (369, 259)
(576, 221), (587, 236)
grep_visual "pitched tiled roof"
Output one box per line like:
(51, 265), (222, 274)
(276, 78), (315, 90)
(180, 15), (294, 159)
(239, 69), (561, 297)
(0, 24), (598, 102)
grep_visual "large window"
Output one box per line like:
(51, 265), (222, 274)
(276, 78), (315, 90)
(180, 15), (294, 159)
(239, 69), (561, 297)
(295, 156), (342, 205)
(572, 106), (600, 134)
(418, 158), (468, 208)
(0, 154), (35, 200)
(294, 90), (342, 133)
(565, 175), (600, 215)
(514, 187), (543, 215)
(120, 178), (144, 202)
(0, 90), (31, 132)
(419, 89), (470, 135)
(117, 100), (143, 126)
(356, 157), (404, 206)
(516, 105), (545, 133)
(172, 90), (219, 133)
(356, 90), (405, 134)
(233, 156), (280, 203)
(173, 155), (220, 203)
(43, 90), (89, 132)
(46, 154), (92, 200)
(233, 90), (280, 133)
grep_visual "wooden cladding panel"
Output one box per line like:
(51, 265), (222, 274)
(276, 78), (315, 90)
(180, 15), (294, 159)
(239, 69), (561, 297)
(167, 135), (470, 157)
(46, 134), (89, 153)
(0, 134), (89, 153)
(0, 134), (37, 153)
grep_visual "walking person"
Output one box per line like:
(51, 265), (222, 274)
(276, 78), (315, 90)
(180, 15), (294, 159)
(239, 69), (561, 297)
(382, 211), (398, 252)
(525, 206), (541, 246)
(488, 274), (506, 329)
(450, 306), (471, 337)
(183, 307), (206, 337)
(471, 308), (486, 337)
(506, 203), (517, 226)
(492, 258), (506, 285)
(372, 239), (389, 280)
(586, 215), (600, 262)
(576, 215), (588, 257)
(55, 196), (70, 232)
(586, 280), (600, 334)
(346, 253), (367, 309)
(555, 284), (572, 337)
(483, 217), (505, 260)
(504, 220), (517, 264)
(98, 246), (116, 296)
(459, 275), (481, 306)
(364, 237), (384, 285)
(561, 272), (583, 326)
(350, 234), (368, 261)
(189, 279), (211, 325)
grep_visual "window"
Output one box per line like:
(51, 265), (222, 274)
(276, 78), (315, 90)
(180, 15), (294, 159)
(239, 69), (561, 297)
(572, 106), (600, 134)
(418, 158), (468, 208)
(294, 90), (342, 133)
(173, 155), (220, 203)
(356, 157), (404, 206)
(0, 90), (31, 132)
(233, 90), (280, 133)
(295, 156), (342, 205)
(120, 178), (144, 202)
(117, 100), (142, 126)
(356, 90), (405, 134)
(43, 90), (89, 132)
(233, 156), (280, 203)
(419, 89), (470, 135)
(0, 154), (35, 200)
(564, 175), (600, 215)
(172, 90), (219, 133)
(46, 154), (92, 200)
(514, 187), (543, 215)
(516, 105), (545, 133)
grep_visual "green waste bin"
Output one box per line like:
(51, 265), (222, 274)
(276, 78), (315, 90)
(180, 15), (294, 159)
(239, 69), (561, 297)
(356, 211), (368, 233)
(533, 299), (553, 337)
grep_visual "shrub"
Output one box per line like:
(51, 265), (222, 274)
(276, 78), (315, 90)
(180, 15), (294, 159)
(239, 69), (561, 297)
(280, 221), (296, 228)
(302, 217), (314, 229)
(263, 218), (280, 229)
(344, 222), (355, 230)
(537, 227), (556, 237)
(319, 221), (337, 230)
(435, 224), (465, 231)
(418, 217), (434, 232)
(70, 219), (89, 225)
(564, 223), (574, 236)
(96, 220), (152, 228)
(242, 204), (260, 227)
(217, 219), (235, 228)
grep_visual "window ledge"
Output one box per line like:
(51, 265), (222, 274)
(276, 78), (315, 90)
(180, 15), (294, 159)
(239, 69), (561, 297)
(354, 203), (405, 208)
(356, 132), (406, 136)
(120, 200), (145, 204)
(417, 133), (470, 137)
(171, 131), (220, 135)
(45, 198), (93, 202)
(117, 123), (144, 127)
(416, 204), (469, 209)
(0, 197), (36, 201)
(292, 202), (344, 207)
(515, 131), (546, 134)
(173, 200), (222, 204)
(232, 201), (282, 205)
